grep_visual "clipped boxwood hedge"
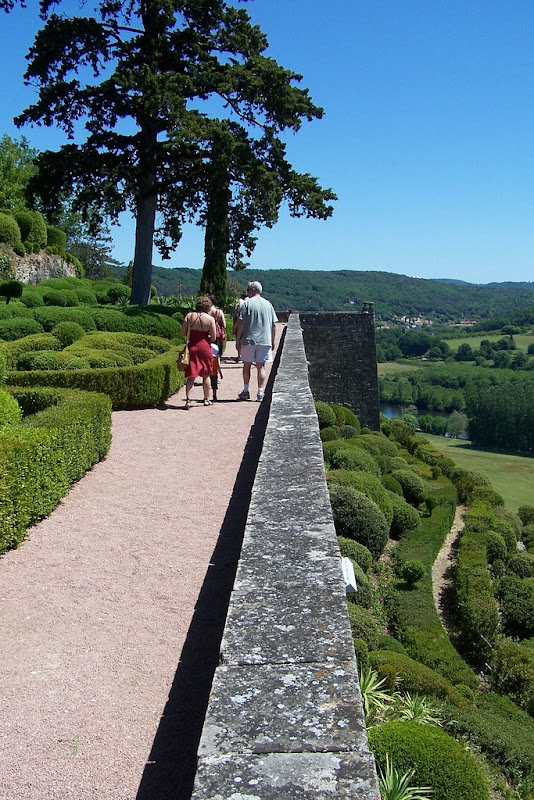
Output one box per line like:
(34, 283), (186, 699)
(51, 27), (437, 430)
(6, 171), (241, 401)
(6, 347), (184, 409)
(0, 385), (112, 552)
(369, 720), (489, 800)
(369, 649), (466, 705)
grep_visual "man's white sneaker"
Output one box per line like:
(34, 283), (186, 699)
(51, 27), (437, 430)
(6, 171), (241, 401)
(256, 390), (265, 402)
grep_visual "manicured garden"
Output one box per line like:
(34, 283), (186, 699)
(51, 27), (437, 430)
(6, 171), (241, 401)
(316, 401), (534, 800)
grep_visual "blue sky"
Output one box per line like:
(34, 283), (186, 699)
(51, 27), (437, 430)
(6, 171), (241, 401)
(2, 0), (534, 284)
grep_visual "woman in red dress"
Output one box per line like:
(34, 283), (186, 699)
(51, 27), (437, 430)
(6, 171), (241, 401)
(181, 296), (217, 409)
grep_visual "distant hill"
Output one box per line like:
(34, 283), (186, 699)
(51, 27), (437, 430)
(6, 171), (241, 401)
(135, 265), (534, 321)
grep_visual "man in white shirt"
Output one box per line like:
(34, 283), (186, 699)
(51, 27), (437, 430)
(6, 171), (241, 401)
(234, 281), (278, 402)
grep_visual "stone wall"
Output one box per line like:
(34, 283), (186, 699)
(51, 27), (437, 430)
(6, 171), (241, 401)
(192, 314), (380, 800)
(299, 312), (380, 431)
(10, 251), (77, 284)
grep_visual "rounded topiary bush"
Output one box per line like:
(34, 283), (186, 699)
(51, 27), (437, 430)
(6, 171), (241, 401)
(43, 289), (79, 307)
(63, 356), (91, 370)
(0, 212), (22, 247)
(51, 321), (86, 348)
(17, 350), (63, 371)
(518, 505), (534, 527)
(46, 225), (67, 251)
(20, 291), (45, 308)
(359, 432), (399, 457)
(388, 491), (421, 539)
(400, 558), (425, 587)
(14, 210), (47, 247)
(33, 307), (97, 332)
(522, 524), (534, 548)
(369, 650), (463, 703)
(348, 562), (372, 607)
(339, 424), (360, 439)
(329, 484), (389, 558)
(498, 574), (534, 638)
(347, 603), (379, 650)
(353, 637), (370, 674)
(329, 445), (380, 476)
(320, 426), (340, 442)
(381, 474), (403, 496)
(0, 317), (44, 341)
(391, 468), (426, 506)
(377, 634), (406, 654)
(106, 284), (131, 304)
(0, 388), (22, 427)
(315, 400), (336, 429)
(330, 403), (360, 430)
(369, 721), (489, 800)
(507, 553), (534, 579)
(471, 486), (505, 507)
(493, 517), (519, 555)
(485, 531), (507, 564)
(327, 469), (393, 524)
(337, 536), (373, 573)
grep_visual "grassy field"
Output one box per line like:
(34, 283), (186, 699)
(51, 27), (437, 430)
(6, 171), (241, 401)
(416, 433), (534, 512)
(446, 333), (534, 352)
(377, 361), (422, 376)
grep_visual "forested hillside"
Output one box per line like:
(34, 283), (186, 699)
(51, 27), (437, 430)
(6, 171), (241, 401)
(138, 265), (534, 320)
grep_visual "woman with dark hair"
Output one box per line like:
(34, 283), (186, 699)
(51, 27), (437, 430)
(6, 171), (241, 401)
(207, 294), (226, 401)
(181, 295), (217, 409)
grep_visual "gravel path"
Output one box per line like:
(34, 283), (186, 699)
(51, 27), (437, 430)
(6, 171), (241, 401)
(0, 332), (282, 800)
(432, 504), (467, 635)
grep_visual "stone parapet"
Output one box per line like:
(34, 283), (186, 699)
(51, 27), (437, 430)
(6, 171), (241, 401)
(192, 314), (380, 799)
(11, 252), (77, 284)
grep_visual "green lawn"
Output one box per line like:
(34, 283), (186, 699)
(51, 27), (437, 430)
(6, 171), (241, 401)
(447, 333), (534, 353)
(377, 361), (422, 376)
(416, 433), (534, 512)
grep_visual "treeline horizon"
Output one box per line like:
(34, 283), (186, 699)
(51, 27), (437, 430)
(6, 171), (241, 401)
(128, 264), (534, 320)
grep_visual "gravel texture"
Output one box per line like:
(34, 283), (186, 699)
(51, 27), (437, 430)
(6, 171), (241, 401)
(0, 333), (282, 800)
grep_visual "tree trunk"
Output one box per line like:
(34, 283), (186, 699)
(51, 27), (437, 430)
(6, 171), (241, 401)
(200, 135), (232, 303)
(131, 188), (157, 306)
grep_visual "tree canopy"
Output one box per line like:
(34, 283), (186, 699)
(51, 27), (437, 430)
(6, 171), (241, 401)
(16, 0), (334, 304)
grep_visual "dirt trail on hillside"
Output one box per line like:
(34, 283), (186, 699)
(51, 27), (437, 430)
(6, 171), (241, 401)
(432, 504), (467, 635)
(0, 329), (283, 800)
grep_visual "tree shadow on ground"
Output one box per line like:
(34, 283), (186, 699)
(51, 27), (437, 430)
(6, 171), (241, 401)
(136, 330), (285, 800)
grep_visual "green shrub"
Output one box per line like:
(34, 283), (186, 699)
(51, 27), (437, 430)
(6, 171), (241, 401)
(330, 403), (360, 429)
(348, 563), (372, 607)
(327, 469), (394, 524)
(33, 307), (97, 332)
(522, 524), (534, 548)
(0, 304), (33, 320)
(46, 225), (67, 251)
(0, 386), (111, 552)
(347, 603), (379, 650)
(377, 634), (406, 654)
(320, 426), (340, 442)
(401, 627), (478, 690)
(443, 692), (534, 785)
(455, 530), (499, 664)
(453, 468), (491, 504)
(73, 287), (97, 305)
(485, 530), (507, 564)
(359, 432), (399, 457)
(369, 721), (490, 800)
(123, 307), (181, 338)
(337, 536), (373, 573)
(43, 289), (79, 307)
(51, 321), (86, 348)
(400, 559), (425, 587)
(391, 469), (426, 506)
(0, 388), (22, 426)
(64, 357), (91, 370)
(17, 350), (63, 371)
(508, 552), (534, 578)
(498, 574), (534, 639)
(0, 317), (44, 341)
(388, 492), (421, 539)
(329, 484), (389, 558)
(6, 347), (184, 410)
(14, 210), (47, 247)
(519, 505), (534, 527)
(369, 650), (465, 703)
(1, 332), (61, 369)
(493, 517), (519, 555)
(339, 424), (359, 439)
(106, 284), (131, 304)
(381, 474), (403, 496)
(0, 212), (22, 247)
(490, 638), (534, 715)
(470, 486), (505, 507)
(329, 445), (380, 475)
(353, 637), (370, 674)
(20, 291), (45, 308)
(315, 400), (336, 429)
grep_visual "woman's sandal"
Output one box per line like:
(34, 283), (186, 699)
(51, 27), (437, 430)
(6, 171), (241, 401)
(203, 399), (212, 406)
(184, 399), (191, 410)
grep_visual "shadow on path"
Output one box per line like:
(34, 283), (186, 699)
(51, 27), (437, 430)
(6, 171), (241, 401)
(136, 331), (285, 800)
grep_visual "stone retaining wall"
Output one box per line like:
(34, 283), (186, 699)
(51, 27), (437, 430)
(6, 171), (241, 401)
(192, 314), (380, 799)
